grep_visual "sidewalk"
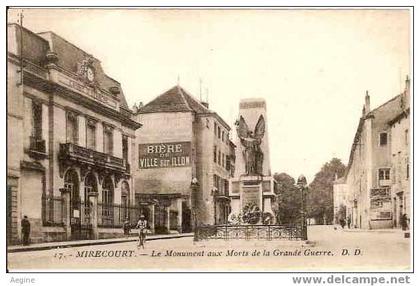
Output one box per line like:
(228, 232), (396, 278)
(7, 233), (193, 253)
(343, 227), (409, 234)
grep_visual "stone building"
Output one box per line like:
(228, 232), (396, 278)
(7, 24), (141, 244)
(333, 176), (348, 224)
(388, 80), (410, 228)
(342, 78), (411, 229)
(134, 86), (235, 233)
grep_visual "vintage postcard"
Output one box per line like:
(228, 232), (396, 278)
(6, 7), (413, 273)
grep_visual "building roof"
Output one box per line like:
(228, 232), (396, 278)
(8, 23), (129, 110)
(344, 90), (408, 181)
(138, 85), (231, 130)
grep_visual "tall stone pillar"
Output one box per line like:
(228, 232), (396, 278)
(166, 206), (170, 232)
(89, 192), (99, 240)
(149, 204), (155, 234)
(59, 188), (71, 240)
(176, 198), (183, 233)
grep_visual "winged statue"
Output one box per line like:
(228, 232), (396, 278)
(236, 115), (265, 175)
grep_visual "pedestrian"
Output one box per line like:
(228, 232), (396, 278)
(346, 217), (351, 229)
(339, 218), (345, 229)
(123, 217), (131, 238)
(21, 215), (31, 246)
(400, 214), (408, 231)
(136, 215), (148, 248)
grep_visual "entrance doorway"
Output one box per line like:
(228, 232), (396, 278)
(64, 169), (81, 240)
(154, 205), (168, 234)
(181, 201), (192, 233)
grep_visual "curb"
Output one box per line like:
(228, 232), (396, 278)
(8, 233), (194, 253)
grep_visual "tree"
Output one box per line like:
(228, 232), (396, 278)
(274, 172), (302, 224)
(308, 158), (346, 224)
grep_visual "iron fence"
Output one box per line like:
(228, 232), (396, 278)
(97, 203), (142, 228)
(42, 194), (65, 227)
(194, 224), (304, 241)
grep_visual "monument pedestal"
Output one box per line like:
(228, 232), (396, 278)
(229, 175), (276, 224)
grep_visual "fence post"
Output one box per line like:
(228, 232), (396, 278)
(89, 192), (98, 239)
(59, 188), (71, 240)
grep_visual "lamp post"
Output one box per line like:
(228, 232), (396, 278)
(190, 178), (199, 241)
(297, 175), (308, 241)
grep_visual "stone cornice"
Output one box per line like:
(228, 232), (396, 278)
(23, 71), (141, 130)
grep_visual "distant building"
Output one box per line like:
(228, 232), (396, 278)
(133, 86), (235, 233)
(333, 176), (348, 224)
(342, 78), (410, 229)
(7, 24), (141, 244)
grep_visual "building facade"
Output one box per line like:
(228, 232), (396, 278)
(134, 86), (235, 233)
(333, 177), (348, 224)
(342, 79), (410, 229)
(7, 24), (141, 244)
(388, 83), (410, 228)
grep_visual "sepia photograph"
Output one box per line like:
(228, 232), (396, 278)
(5, 7), (413, 273)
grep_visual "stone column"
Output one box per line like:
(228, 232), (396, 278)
(166, 206), (171, 233)
(59, 188), (71, 240)
(176, 198), (183, 233)
(149, 204), (155, 234)
(89, 192), (99, 240)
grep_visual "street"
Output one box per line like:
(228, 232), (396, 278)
(7, 225), (411, 271)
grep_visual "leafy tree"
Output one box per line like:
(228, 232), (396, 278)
(308, 158), (346, 224)
(274, 172), (302, 224)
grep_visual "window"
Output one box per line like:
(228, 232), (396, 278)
(213, 174), (218, 190)
(218, 150), (221, 165)
(86, 119), (96, 150)
(218, 126), (221, 139)
(103, 125), (113, 155)
(407, 163), (409, 179)
(66, 111), (78, 144)
(378, 168), (390, 180)
(222, 153), (225, 168)
(222, 131), (225, 142)
(226, 156), (231, 171)
(405, 129), (409, 145)
(214, 122), (217, 136)
(213, 146), (217, 163)
(379, 132), (388, 146)
(206, 118), (210, 129)
(101, 176), (114, 221)
(122, 135), (128, 162)
(32, 101), (42, 139)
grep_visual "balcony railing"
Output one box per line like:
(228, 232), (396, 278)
(59, 143), (125, 172)
(29, 136), (46, 153)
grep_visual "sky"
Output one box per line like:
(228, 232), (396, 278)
(8, 8), (411, 182)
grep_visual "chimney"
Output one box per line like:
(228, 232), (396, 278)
(201, 101), (209, 109)
(132, 103), (138, 113)
(364, 90), (370, 114)
(405, 75), (410, 91)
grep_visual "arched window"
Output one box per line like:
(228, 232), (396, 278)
(83, 173), (97, 223)
(101, 176), (114, 224)
(84, 173), (97, 203)
(64, 169), (80, 218)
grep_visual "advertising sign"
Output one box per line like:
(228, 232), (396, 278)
(55, 72), (119, 110)
(370, 188), (392, 220)
(138, 141), (191, 169)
